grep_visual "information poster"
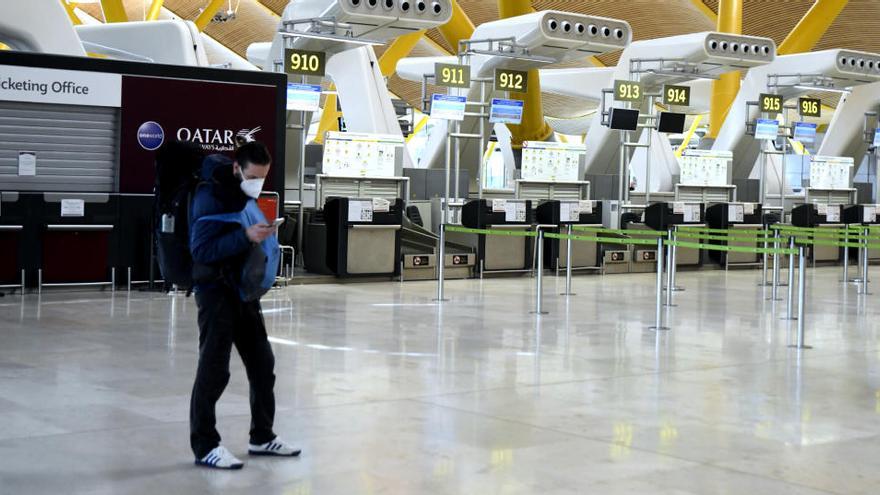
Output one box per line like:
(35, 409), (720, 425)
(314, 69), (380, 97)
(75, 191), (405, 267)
(347, 199), (373, 222)
(678, 149), (732, 187)
(430, 94), (467, 121)
(793, 122), (817, 144)
(322, 131), (402, 178)
(809, 156), (853, 190)
(18, 151), (36, 176)
(60, 199), (85, 217)
(520, 141), (584, 182)
(755, 119), (780, 140)
(504, 201), (526, 222)
(560, 201), (580, 222)
(286, 83), (322, 112)
(728, 204), (744, 223)
(489, 98), (524, 125)
(864, 206), (877, 224)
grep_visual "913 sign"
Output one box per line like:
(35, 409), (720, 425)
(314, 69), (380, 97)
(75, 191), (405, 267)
(284, 49), (326, 76)
(663, 84), (690, 106)
(614, 80), (643, 102)
(759, 93), (782, 114)
(495, 69), (529, 93)
(434, 63), (470, 88)
(799, 97), (821, 117)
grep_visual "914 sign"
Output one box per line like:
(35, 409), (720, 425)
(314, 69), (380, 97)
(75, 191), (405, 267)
(799, 97), (821, 117)
(284, 48), (326, 76)
(759, 93), (783, 114)
(434, 63), (470, 88)
(614, 80), (643, 102)
(663, 84), (690, 106)
(495, 69), (528, 93)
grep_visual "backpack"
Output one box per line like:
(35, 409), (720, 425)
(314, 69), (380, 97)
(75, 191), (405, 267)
(153, 141), (205, 291)
(195, 199), (281, 302)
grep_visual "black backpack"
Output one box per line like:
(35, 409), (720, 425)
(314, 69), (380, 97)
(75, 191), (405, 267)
(153, 141), (205, 291)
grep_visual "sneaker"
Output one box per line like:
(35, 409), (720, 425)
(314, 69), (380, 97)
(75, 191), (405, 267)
(248, 436), (301, 457)
(195, 446), (244, 470)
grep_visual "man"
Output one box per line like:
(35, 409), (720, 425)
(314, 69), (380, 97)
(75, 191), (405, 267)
(189, 141), (300, 469)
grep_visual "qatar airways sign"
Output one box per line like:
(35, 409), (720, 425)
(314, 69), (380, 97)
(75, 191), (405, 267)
(0, 64), (121, 107)
(175, 126), (262, 152)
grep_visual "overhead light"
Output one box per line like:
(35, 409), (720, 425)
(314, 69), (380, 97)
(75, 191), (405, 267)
(793, 85), (852, 95)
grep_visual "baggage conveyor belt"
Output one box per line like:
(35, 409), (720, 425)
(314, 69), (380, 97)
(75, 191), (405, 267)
(399, 218), (475, 280)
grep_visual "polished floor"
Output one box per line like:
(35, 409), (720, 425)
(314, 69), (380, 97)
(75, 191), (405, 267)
(1, 266), (879, 494)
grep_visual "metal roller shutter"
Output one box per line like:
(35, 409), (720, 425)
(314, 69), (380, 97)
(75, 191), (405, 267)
(0, 100), (119, 192)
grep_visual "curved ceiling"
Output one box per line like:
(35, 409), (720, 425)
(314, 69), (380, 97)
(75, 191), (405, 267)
(76, 0), (880, 121)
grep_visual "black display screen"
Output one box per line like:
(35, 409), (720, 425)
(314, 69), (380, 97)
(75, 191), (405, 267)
(609, 107), (639, 131)
(657, 112), (687, 134)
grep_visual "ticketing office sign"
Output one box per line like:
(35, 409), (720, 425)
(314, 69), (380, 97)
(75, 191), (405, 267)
(0, 64), (121, 107)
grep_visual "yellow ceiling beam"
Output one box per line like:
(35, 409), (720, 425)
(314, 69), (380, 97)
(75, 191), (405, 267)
(496, 0), (553, 146)
(379, 31), (424, 77)
(0, 42), (9, 51)
(60, 1), (83, 25)
(314, 89), (342, 145)
(195, 0), (226, 31)
(437, 0), (475, 50)
(690, 0), (718, 23)
(707, 0), (742, 139)
(146, 0), (164, 21)
(778, 0), (849, 55)
(100, 0), (129, 23)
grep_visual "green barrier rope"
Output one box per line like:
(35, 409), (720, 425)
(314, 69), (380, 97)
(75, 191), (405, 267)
(544, 232), (660, 246)
(672, 231), (776, 243)
(572, 226), (666, 237)
(444, 226), (536, 237)
(669, 239), (797, 256)
(677, 226), (765, 235)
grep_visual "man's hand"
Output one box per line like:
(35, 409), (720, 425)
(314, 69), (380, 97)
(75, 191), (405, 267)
(245, 223), (276, 243)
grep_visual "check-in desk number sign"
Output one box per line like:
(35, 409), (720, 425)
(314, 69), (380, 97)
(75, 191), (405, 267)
(799, 97), (821, 118)
(284, 49), (326, 76)
(495, 69), (529, 93)
(759, 93), (782, 114)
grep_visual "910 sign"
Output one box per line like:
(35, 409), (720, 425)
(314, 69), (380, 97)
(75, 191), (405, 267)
(434, 63), (470, 89)
(663, 84), (690, 106)
(284, 48), (325, 76)
(799, 97), (821, 117)
(495, 69), (529, 93)
(614, 80), (643, 102)
(759, 93), (782, 114)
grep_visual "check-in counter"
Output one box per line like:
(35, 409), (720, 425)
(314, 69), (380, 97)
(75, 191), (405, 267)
(706, 202), (764, 267)
(644, 201), (706, 269)
(536, 200), (601, 272)
(791, 203), (845, 263)
(462, 199), (534, 274)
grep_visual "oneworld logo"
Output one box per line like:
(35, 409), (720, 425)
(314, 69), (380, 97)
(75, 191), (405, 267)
(137, 121), (165, 151)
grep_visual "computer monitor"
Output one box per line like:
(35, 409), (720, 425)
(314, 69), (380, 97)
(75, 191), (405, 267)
(608, 108), (639, 131)
(657, 112), (686, 134)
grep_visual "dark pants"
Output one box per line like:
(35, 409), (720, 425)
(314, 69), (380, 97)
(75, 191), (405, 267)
(190, 286), (276, 458)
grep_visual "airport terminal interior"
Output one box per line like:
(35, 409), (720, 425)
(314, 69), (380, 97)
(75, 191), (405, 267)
(4, 0), (880, 493)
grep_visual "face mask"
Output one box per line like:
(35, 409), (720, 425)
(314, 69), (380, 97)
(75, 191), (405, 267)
(239, 177), (265, 199)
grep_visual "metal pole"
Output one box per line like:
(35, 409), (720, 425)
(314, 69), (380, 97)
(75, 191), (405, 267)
(38, 268), (42, 295)
(862, 227), (871, 295)
(665, 228), (675, 307)
(650, 236), (668, 331)
(111, 267), (116, 293)
(453, 119), (461, 202)
(771, 229), (781, 301)
(645, 95), (653, 205)
(843, 227), (850, 282)
(478, 81), (486, 200)
(20, 269), (25, 294)
(790, 244), (811, 349)
(127, 267), (131, 293)
(296, 74), (308, 265)
(532, 230), (547, 315)
(671, 228), (683, 291)
(784, 235), (796, 320)
(435, 224), (447, 301)
(444, 132), (452, 225)
(561, 225), (575, 296)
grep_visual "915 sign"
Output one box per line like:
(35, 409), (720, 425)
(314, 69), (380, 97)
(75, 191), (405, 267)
(434, 63), (470, 89)
(799, 97), (821, 117)
(284, 49), (325, 76)
(663, 84), (690, 106)
(759, 93), (782, 114)
(495, 69), (528, 93)
(614, 80), (643, 102)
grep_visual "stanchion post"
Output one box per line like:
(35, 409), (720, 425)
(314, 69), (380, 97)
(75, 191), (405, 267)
(127, 267), (132, 293)
(435, 224), (448, 302)
(861, 226), (871, 295)
(532, 229), (548, 315)
(790, 244), (811, 349)
(760, 230), (769, 286)
(843, 228), (850, 282)
(665, 229), (675, 307)
(771, 228), (781, 301)
(783, 236), (796, 320)
(561, 225), (575, 296)
(671, 227), (683, 291)
(111, 267), (116, 293)
(650, 236), (669, 331)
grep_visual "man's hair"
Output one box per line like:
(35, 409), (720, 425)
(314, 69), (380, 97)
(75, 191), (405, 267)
(235, 141), (272, 168)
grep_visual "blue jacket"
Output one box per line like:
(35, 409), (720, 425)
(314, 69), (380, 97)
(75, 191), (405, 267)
(189, 155), (251, 289)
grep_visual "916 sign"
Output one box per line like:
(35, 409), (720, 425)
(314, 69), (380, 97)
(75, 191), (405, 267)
(799, 97), (821, 117)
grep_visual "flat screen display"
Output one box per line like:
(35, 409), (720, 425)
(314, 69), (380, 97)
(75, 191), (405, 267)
(609, 107), (639, 131)
(657, 112), (686, 134)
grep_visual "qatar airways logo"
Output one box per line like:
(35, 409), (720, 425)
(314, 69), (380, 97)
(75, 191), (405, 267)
(174, 126), (262, 151)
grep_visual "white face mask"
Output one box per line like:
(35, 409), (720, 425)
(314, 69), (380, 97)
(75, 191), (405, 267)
(240, 178), (265, 199)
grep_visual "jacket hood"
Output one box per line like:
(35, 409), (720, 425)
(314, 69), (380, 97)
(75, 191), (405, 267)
(201, 154), (234, 181)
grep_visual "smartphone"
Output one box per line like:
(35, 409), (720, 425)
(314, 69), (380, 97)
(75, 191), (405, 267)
(272, 218), (285, 228)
